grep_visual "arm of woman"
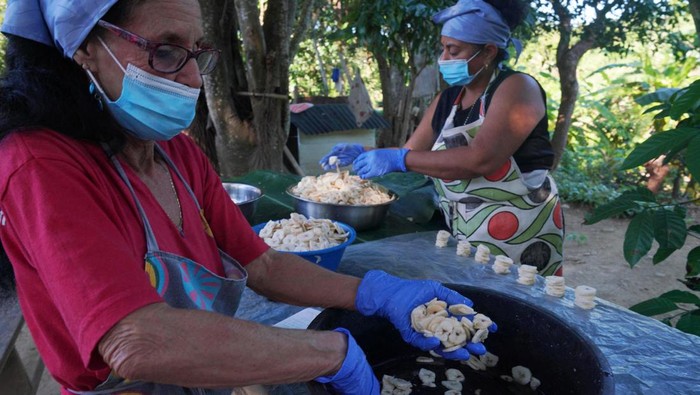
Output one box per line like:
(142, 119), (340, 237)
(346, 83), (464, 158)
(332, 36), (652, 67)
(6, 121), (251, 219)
(405, 73), (546, 180)
(245, 249), (361, 310)
(98, 302), (347, 388)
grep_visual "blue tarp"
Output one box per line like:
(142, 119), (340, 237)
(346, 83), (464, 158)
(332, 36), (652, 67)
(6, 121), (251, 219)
(237, 231), (700, 394)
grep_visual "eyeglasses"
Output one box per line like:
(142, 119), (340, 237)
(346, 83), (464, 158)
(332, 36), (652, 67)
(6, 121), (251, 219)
(97, 20), (220, 75)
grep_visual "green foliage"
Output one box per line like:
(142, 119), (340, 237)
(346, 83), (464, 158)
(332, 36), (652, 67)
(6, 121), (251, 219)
(337, 0), (452, 78)
(554, 149), (631, 207)
(630, 290), (700, 336)
(532, 0), (676, 54)
(554, 44), (698, 207)
(588, 79), (700, 336)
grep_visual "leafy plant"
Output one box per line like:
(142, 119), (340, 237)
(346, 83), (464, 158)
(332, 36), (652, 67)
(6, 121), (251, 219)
(586, 79), (700, 336)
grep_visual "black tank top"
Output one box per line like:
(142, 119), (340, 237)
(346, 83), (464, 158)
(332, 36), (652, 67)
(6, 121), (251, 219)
(430, 68), (554, 172)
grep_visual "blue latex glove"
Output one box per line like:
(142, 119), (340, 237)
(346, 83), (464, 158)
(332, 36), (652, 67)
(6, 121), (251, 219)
(355, 270), (496, 357)
(314, 328), (380, 395)
(352, 148), (409, 179)
(319, 143), (365, 170)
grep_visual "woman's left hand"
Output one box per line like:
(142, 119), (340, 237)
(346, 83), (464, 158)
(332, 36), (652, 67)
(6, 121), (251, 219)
(354, 270), (496, 356)
(352, 148), (409, 179)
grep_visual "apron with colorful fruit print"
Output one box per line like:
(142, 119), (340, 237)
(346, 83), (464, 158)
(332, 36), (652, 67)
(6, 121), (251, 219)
(68, 145), (248, 395)
(430, 77), (564, 275)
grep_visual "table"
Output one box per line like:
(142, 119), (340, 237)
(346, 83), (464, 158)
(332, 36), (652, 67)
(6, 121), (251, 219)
(237, 232), (700, 394)
(231, 170), (445, 243)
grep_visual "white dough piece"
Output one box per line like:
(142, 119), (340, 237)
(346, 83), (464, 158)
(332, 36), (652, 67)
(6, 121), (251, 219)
(511, 365), (532, 385)
(545, 275), (566, 297)
(456, 240), (472, 256)
(474, 244), (491, 263)
(436, 230), (451, 247)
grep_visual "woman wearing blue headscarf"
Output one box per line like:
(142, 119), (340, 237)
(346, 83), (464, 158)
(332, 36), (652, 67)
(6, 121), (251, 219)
(0, 0), (495, 394)
(322, 0), (564, 276)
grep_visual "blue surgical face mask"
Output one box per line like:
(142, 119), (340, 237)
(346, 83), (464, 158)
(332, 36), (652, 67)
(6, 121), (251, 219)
(438, 50), (483, 86)
(87, 37), (200, 141)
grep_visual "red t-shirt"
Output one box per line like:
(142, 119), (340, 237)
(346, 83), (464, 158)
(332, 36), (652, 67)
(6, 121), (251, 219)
(0, 129), (269, 392)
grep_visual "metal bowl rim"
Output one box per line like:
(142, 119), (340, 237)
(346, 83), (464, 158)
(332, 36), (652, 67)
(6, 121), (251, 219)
(222, 182), (265, 205)
(285, 184), (398, 208)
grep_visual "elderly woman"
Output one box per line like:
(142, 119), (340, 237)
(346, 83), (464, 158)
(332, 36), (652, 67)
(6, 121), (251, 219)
(0, 0), (496, 394)
(322, 0), (564, 276)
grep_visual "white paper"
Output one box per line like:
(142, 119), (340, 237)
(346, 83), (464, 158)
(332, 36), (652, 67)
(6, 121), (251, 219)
(273, 307), (322, 329)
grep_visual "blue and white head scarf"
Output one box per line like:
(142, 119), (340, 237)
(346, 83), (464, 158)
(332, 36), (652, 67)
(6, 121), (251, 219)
(432, 0), (523, 62)
(1, 0), (118, 58)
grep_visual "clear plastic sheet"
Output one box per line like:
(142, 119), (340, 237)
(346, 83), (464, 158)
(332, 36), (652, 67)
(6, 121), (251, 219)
(237, 231), (700, 394)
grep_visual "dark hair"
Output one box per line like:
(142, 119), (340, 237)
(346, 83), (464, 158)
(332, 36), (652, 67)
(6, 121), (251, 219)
(484, 0), (529, 64)
(0, 0), (145, 291)
(485, 0), (528, 30)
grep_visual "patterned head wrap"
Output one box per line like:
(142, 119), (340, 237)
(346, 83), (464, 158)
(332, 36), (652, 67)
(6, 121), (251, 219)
(432, 0), (522, 62)
(1, 0), (119, 58)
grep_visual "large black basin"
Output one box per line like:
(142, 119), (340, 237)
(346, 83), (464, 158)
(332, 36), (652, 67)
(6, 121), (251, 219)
(307, 284), (614, 394)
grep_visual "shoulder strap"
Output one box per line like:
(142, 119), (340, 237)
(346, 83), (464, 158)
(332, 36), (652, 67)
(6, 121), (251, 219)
(484, 68), (546, 111)
(484, 68), (517, 110)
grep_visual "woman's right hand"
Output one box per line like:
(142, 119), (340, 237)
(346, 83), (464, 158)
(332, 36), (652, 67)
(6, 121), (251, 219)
(313, 328), (379, 395)
(319, 143), (365, 170)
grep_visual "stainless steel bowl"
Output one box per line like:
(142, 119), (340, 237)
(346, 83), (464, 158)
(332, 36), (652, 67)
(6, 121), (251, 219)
(222, 183), (263, 222)
(286, 184), (397, 231)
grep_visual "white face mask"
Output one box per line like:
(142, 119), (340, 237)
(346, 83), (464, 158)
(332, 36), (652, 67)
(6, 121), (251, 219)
(86, 37), (201, 141)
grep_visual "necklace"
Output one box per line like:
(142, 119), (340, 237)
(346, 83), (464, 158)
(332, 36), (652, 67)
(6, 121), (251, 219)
(159, 160), (182, 231)
(458, 79), (491, 126)
(462, 100), (479, 126)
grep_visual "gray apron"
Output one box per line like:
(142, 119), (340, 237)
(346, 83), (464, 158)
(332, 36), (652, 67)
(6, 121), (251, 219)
(430, 75), (564, 275)
(69, 145), (248, 394)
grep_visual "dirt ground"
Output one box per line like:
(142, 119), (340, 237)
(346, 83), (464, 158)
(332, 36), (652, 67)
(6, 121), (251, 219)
(560, 203), (699, 308)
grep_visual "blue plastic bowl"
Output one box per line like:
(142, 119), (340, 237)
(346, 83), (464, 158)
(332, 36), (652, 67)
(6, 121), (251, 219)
(252, 221), (356, 271)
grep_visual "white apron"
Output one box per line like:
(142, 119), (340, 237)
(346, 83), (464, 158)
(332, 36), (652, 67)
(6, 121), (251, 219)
(430, 78), (564, 275)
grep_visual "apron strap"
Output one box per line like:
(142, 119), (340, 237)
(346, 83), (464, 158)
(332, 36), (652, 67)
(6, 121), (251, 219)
(154, 144), (203, 212)
(102, 143), (160, 252)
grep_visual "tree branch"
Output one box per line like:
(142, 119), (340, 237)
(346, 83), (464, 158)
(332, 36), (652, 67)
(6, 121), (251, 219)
(290, 0), (317, 60)
(235, 0), (267, 92)
(551, 0), (571, 67)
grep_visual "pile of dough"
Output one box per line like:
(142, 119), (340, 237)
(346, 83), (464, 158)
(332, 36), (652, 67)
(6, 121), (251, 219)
(544, 275), (566, 297)
(291, 171), (393, 205)
(381, 374), (412, 395)
(574, 285), (597, 309)
(474, 244), (491, 264)
(258, 213), (347, 252)
(492, 255), (513, 274)
(456, 240), (472, 257)
(435, 230), (451, 248)
(516, 264), (538, 285)
(411, 298), (492, 354)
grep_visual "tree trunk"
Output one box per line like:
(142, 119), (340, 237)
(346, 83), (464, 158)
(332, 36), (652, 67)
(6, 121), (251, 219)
(188, 91), (219, 172)
(549, 2), (595, 170)
(198, 0), (317, 178)
(374, 52), (419, 148)
(312, 35), (330, 96)
(689, 0), (700, 42)
(200, 0), (256, 178)
(248, 0), (290, 171)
